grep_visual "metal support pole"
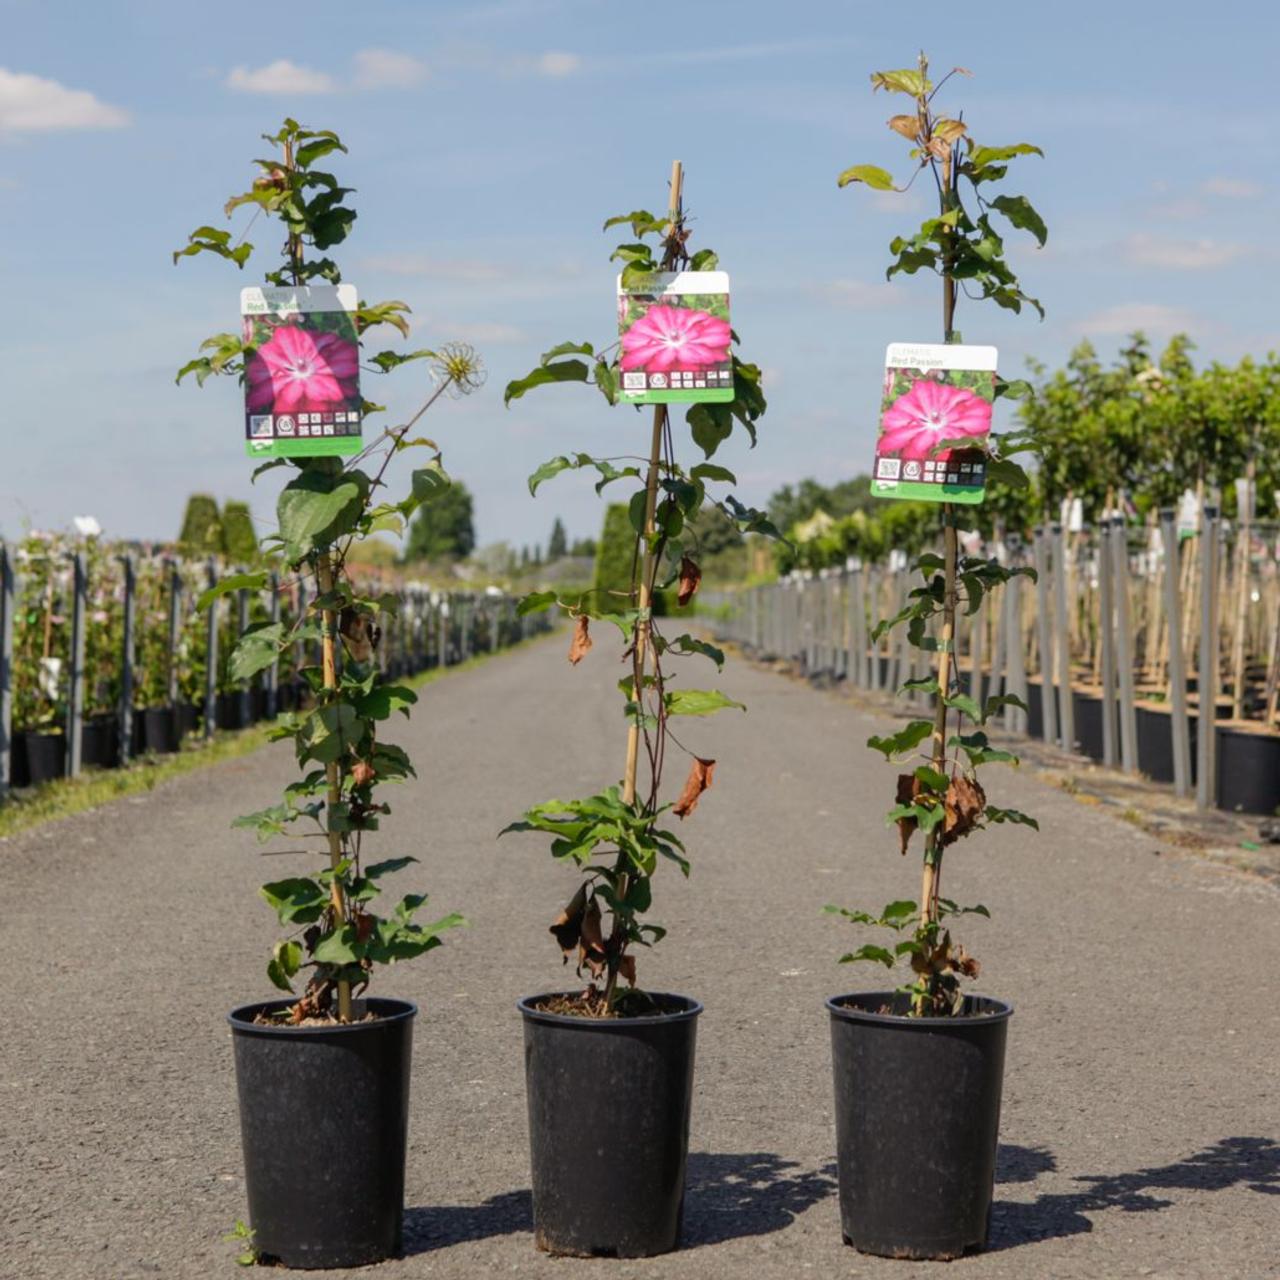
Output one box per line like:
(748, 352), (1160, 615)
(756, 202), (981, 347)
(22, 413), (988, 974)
(1111, 518), (1139, 773)
(166, 561), (182, 708)
(1160, 510), (1191, 797)
(204, 560), (218, 741)
(0, 544), (14, 796)
(1196, 505), (1221, 809)
(1033, 528), (1058, 746)
(66, 550), (86, 777)
(1052, 523), (1075, 751)
(120, 555), (137, 765)
(1098, 522), (1117, 767)
(1003, 572), (1028, 735)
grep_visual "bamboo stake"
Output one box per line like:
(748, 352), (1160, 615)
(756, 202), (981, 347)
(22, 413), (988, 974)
(284, 134), (351, 1023)
(621, 158), (683, 808)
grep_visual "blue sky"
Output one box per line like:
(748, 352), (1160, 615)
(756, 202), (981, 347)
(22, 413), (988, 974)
(2, 0), (1274, 554)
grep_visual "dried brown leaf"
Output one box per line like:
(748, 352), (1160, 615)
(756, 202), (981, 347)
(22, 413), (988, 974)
(549, 882), (588, 958)
(350, 760), (375, 787)
(567, 613), (592, 665)
(677, 556), (702, 607)
(339, 608), (380, 663)
(942, 775), (986, 847)
(673, 757), (716, 819)
(618, 954), (637, 988)
(579, 895), (606, 977)
(887, 113), (921, 140)
(895, 772), (921, 855)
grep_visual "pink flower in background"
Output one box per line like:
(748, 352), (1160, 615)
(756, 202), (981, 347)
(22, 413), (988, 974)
(879, 378), (991, 461)
(620, 304), (731, 372)
(245, 324), (359, 414)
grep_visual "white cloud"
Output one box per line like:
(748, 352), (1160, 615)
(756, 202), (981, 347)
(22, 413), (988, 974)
(226, 60), (336, 95)
(353, 49), (427, 90)
(1202, 176), (1261, 199)
(0, 68), (129, 134)
(1125, 233), (1244, 270)
(536, 51), (580, 77)
(813, 278), (901, 308)
(361, 254), (504, 281)
(1074, 303), (1194, 337)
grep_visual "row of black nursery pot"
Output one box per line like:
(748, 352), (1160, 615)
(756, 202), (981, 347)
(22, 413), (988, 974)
(1024, 679), (1280, 815)
(227, 985), (1010, 1267)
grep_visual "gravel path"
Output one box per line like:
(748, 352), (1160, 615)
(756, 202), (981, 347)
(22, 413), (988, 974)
(2, 633), (1277, 1280)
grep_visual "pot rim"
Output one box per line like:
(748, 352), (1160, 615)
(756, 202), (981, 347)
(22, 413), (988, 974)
(228, 995), (417, 1036)
(518, 990), (702, 1029)
(826, 991), (1012, 1028)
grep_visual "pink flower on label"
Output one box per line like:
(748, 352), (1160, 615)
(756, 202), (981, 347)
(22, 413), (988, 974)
(879, 377), (991, 461)
(620, 304), (731, 373)
(245, 324), (359, 414)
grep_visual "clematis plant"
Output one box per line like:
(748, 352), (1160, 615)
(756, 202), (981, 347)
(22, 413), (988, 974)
(828, 54), (1046, 1016)
(175, 119), (483, 1023)
(501, 171), (779, 1014)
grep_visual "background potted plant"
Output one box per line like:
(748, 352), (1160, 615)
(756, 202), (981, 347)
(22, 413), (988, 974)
(175, 117), (482, 1268)
(502, 163), (777, 1258)
(826, 55), (1046, 1260)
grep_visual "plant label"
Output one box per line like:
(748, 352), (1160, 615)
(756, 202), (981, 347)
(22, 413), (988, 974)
(616, 270), (733, 404)
(241, 285), (363, 458)
(872, 343), (998, 505)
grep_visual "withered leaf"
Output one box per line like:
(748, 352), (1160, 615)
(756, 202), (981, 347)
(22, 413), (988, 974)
(895, 772), (921, 855)
(673, 757), (716, 819)
(927, 136), (952, 162)
(350, 760), (375, 787)
(579, 895), (606, 977)
(549, 882), (588, 958)
(941, 775), (986, 847)
(887, 113), (921, 140)
(677, 556), (702, 607)
(567, 613), (592, 665)
(354, 910), (375, 943)
(618, 954), (637, 988)
(339, 608), (380, 663)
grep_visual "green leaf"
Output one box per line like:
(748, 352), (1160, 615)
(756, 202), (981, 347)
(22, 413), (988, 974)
(984, 805), (1039, 830)
(312, 926), (359, 965)
(837, 164), (896, 191)
(664, 688), (746, 717)
(968, 143), (1043, 170)
(989, 194), (1048, 247)
(987, 457), (1030, 489)
(266, 939), (303, 993)
(504, 359), (590, 406)
(839, 944), (896, 968)
(517, 590), (557, 617)
(196, 572), (268, 611)
(355, 683), (418, 720)
(870, 67), (931, 96)
(300, 703), (361, 764)
(687, 402), (733, 458)
(278, 470), (366, 560)
(880, 899), (916, 922)
(690, 462), (737, 485)
(913, 765), (950, 792)
(594, 359), (619, 406)
(259, 877), (327, 925)
(867, 719), (933, 760)
(527, 456), (575, 496)
(228, 622), (286, 683)
(664, 634), (725, 670)
(944, 691), (983, 722)
(901, 675), (940, 695)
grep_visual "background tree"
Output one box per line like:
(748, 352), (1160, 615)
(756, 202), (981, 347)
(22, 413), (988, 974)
(547, 517), (568, 561)
(404, 478), (476, 562)
(569, 536), (597, 558)
(592, 502), (635, 603)
(178, 493), (223, 556)
(221, 499), (258, 564)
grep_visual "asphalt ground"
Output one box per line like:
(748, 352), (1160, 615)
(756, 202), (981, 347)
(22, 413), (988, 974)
(2, 631), (1277, 1279)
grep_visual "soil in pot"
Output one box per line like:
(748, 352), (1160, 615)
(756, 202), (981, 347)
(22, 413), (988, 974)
(228, 996), (416, 1270)
(519, 991), (700, 1258)
(828, 991), (1012, 1260)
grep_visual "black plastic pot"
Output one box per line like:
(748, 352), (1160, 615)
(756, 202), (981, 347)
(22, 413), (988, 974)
(176, 701), (201, 739)
(141, 706), (179, 755)
(81, 714), (121, 769)
(828, 991), (1012, 1260)
(13, 731), (66, 786)
(1216, 725), (1280, 815)
(1135, 703), (1196, 785)
(1072, 690), (1104, 760)
(216, 691), (247, 731)
(519, 992), (701, 1258)
(228, 997), (416, 1269)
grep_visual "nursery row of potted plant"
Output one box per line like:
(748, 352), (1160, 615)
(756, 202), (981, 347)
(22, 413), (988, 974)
(175, 65), (1051, 1269)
